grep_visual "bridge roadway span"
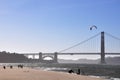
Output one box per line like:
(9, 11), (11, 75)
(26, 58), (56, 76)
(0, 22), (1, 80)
(21, 53), (120, 55)
(21, 52), (120, 64)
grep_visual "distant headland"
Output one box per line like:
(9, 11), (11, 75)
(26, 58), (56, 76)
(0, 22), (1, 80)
(0, 51), (28, 63)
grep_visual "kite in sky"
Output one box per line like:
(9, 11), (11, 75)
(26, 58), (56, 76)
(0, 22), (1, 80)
(90, 25), (97, 30)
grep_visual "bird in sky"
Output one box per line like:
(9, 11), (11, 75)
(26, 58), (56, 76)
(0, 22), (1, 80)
(90, 25), (97, 30)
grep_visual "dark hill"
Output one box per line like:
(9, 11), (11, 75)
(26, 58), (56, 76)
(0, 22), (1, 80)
(0, 51), (28, 63)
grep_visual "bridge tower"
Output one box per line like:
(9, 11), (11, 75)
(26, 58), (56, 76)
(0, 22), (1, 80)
(54, 52), (58, 62)
(101, 32), (106, 64)
(39, 52), (42, 62)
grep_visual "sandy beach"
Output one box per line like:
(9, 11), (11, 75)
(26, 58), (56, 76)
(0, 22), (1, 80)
(0, 67), (103, 80)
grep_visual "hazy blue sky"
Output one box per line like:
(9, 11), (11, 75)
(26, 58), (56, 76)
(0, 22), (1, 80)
(0, 0), (120, 59)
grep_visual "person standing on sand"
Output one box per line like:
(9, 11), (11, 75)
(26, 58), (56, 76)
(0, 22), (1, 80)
(10, 65), (13, 69)
(3, 66), (6, 69)
(77, 69), (81, 75)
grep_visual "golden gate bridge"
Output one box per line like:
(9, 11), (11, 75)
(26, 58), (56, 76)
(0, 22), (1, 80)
(21, 31), (120, 64)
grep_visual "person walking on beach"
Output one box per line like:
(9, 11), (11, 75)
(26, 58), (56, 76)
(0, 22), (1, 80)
(10, 65), (13, 69)
(18, 65), (23, 69)
(3, 66), (6, 69)
(77, 69), (81, 75)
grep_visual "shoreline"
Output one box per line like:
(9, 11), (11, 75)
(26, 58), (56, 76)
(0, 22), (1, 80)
(0, 66), (103, 80)
(0, 63), (120, 79)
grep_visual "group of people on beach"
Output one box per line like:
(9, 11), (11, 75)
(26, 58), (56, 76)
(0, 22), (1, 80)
(2, 65), (24, 69)
(68, 69), (84, 75)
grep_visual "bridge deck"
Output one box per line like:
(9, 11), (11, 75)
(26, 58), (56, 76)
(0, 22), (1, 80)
(21, 53), (120, 55)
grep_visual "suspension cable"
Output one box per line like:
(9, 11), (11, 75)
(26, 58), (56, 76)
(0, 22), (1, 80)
(105, 32), (120, 41)
(58, 32), (101, 53)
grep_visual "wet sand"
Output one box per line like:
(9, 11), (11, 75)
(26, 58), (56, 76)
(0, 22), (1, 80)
(0, 67), (103, 80)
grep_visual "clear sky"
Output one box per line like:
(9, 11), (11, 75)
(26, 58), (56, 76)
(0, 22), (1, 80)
(0, 0), (120, 59)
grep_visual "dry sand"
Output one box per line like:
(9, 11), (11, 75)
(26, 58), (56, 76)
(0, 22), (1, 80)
(0, 67), (103, 80)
